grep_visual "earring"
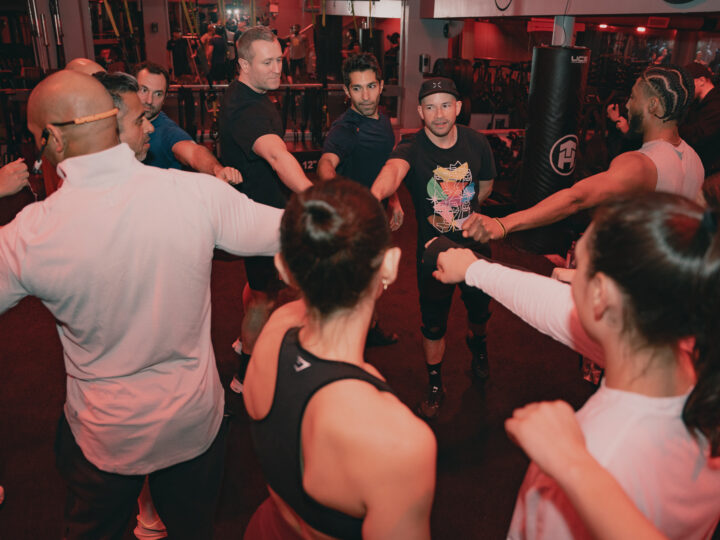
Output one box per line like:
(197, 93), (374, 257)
(382, 278), (388, 291)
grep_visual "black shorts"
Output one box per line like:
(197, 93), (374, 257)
(416, 239), (492, 340)
(245, 255), (283, 292)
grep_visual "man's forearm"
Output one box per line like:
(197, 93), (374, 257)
(371, 167), (403, 201)
(178, 144), (222, 176)
(316, 158), (337, 182)
(502, 187), (582, 234)
(271, 151), (312, 192)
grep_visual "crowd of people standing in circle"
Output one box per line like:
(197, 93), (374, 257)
(0, 22), (719, 540)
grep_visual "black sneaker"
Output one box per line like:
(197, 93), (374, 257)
(365, 323), (399, 348)
(467, 335), (489, 381)
(416, 385), (445, 420)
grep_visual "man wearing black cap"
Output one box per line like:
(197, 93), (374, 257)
(371, 77), (497, 420)
(680, 62), (720, 178)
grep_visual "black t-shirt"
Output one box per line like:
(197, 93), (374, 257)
(322, 109), (395, 189)
(210, 35), (227, 66)
(166, 39), (191, 76)
(219, 80), (288, 208)
(679, 86), (720, 176)
(390, 125), (496, 247)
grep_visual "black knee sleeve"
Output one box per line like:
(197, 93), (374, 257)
(421, 324), (446, 341)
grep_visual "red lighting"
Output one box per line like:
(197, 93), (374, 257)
(636, 26), (647, 33)
(599, 24), (608, 29)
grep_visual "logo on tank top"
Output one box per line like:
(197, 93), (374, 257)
(294, 355), (311, 372)
(550, 134), (578, 176)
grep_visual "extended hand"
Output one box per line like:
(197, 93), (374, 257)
(551, 267), (575, 283)
(462, 212), (503, 242)
(215, 166), (243, 185)
(505, 400), (588, 481)
(0, 158), (30, 197)
(388, 198), (404, 231)
(432, 247), (478, 284)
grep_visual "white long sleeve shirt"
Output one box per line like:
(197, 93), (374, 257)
(462, 260), (720, 539)
(464, 259), (603, 363)
(0, 144), (283, 474)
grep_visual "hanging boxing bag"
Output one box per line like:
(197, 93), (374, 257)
(512, 45), (590, 254)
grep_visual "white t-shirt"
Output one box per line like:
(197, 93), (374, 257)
(508, 384), (720, 540)
(638, 139), (704, 202)
(0, 143), (283, 475)
(463, 260), (720, 540)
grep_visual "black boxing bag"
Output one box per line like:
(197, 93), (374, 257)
(513, 45), (589, 254)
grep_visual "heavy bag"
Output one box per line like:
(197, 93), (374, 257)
(513, 45), (589, 254)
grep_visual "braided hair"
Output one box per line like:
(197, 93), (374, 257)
(640, 65), (694, 123)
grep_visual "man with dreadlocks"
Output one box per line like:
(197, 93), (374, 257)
(461, 65), (705, 242)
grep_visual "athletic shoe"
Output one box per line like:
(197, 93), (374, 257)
(467, 335), (489, 381)
(416, 385), (445, 420)
(365, 323), (399, 348)
(133, 514), (167, 540)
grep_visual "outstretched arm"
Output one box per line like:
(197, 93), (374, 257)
(434, 249), (603, 363)
(462, 151), (656, 242)
(172, 140), (243, 184)
(505, 401), (666, 540)
(253, 134), (313, 193)
(371, 158), (410, 201)
(317, 152), (340, 181)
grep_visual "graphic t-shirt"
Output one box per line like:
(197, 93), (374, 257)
(390, 125), (496, 247)
(322, 109), (395, 189)
(219, 80), (288, 209)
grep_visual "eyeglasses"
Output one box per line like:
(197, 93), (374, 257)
(31, 108), (119, 175)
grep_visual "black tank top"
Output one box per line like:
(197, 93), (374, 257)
(250, 327), (394, 539)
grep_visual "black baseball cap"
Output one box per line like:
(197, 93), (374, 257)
(418, 77), (460, 102)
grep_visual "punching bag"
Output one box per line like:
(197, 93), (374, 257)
(513, 45), (589, 254)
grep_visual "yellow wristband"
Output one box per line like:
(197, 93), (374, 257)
(493, 217), (507, 239)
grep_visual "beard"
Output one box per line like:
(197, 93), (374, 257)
(144, 105), (161, 120)
(353, 100), (379, 117)
(628, 110), (644, 134)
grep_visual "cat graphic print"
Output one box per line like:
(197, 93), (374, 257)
(426, 161), (475, 233)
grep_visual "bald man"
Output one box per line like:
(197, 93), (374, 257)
(38, 58), (107, 198)
(0, 70), (283, 539)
